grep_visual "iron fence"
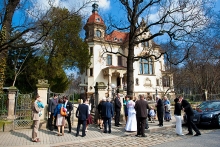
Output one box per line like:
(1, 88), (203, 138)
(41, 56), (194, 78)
(0, 94), (7, 120)
(177, 93), (220, 102)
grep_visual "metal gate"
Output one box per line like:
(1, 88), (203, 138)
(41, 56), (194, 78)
(14, 93), (34, 129)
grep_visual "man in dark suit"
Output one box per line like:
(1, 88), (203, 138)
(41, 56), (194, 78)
(63, 96), (73, 133)
(155, 96), (164, 127)
(101, 97), (114, 133)
(134, 95), (150, 137)
(75, 99), (88, 137)
(114, 93), (122, 127)
(179, 96), (201, 136)
(48, 94), (58, 131)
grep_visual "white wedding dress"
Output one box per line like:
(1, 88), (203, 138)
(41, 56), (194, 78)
(125, 100), (137, 131)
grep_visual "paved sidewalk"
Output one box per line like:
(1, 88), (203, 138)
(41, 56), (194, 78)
(0, 119), (176, 147)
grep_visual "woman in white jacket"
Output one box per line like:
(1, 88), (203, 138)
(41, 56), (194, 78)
(174, 97), (184, 136)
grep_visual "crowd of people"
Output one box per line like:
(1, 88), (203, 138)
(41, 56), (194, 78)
(31, 93), (201, 142)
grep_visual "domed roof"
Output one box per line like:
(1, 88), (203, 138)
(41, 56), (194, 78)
(86, 12), (105, 25)
(86, 3), (105, 25)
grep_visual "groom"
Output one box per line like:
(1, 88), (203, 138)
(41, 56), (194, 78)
(134, 95), (150, 137)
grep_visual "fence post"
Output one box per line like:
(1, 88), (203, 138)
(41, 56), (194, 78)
(7, 86), (17, 120)
(204, 89), (208, 101)
(36, 79), (50, 121)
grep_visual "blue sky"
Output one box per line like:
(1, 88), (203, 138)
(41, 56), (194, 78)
(6, 0), (220, 76)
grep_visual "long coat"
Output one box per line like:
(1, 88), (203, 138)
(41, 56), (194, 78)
(48, 98), (58, 113)
(114, 97), (121, 112)
(101, 101), (114, 118)
(134, 99), (150, 118)
(32, 101), (42, 121)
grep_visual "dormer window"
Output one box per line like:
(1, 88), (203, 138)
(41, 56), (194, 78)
(96, 18), (100, 22)
(120, 38), (123, 42)
(96, 30), (101, 37)
(114, 37), (117, 41)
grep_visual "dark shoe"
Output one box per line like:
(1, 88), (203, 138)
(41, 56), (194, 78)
(118, 123), (122, 125)
(115, 125), (119, 127)
(81, 134), (86, 137)
(141, 134), (147, 137)
(194, 133), (201, 136)
(108, 131), (111, 134)
(75, 134), (79, 137)
(32, 139), (40, 142)
(135, 134), (140, 137)
(103, 131), (107, 133)
(68, 131), (71, 133)
(186, 132), (193, 135)
(159, 125), (163, 127)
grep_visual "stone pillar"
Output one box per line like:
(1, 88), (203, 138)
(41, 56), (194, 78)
(36, 79), (49, 121)
(119, 93), (125, 123)
(120, 77), (123, 89)
(108, 74), (112, 96)
(7, 86), (17, 120)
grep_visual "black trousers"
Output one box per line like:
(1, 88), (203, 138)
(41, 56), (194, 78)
(157, 111), (163, 125)
(136, 117), (146, 135)
(48, 113), (57, 130)
(66, 116), (71, 132)
(103, 117), (112, 133)
(115, 110), (120, 125)
(76, 119), (86, 136)
(187, 115), (200, 134)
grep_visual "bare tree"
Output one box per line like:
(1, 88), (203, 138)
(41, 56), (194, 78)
(99, 0), (213, 96)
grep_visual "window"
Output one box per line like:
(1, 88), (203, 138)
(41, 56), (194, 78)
(162, 75), (170, 87)
(96, 30), (101, 37)
(118, 56), (122, 66)
(90, 68), (93, 76)
(141, 41), (149, 47)
(156, 79), (159, 86)
(135, 78), (139, 85)
(139, 58), (153, 74)
(90, 47), (93, 55)
(96, 18), (100, 22)
(106, 55), (112, 65)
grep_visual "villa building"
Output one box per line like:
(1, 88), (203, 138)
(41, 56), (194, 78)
(80, 3), (175, 100)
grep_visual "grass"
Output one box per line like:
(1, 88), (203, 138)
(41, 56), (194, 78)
(0, 120), (13, 129)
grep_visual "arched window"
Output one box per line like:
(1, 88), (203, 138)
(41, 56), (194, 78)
(139, 58), (153, 75)
(96, 30), (101, 37)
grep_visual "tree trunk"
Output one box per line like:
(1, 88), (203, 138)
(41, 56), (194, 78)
(126, 44), (135, 97)
(0, 0), (20, 92)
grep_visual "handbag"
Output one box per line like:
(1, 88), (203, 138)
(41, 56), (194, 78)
(60, 104), (67, 116)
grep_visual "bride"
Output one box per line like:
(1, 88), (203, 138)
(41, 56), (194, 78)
(125, 96), (137, 131)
